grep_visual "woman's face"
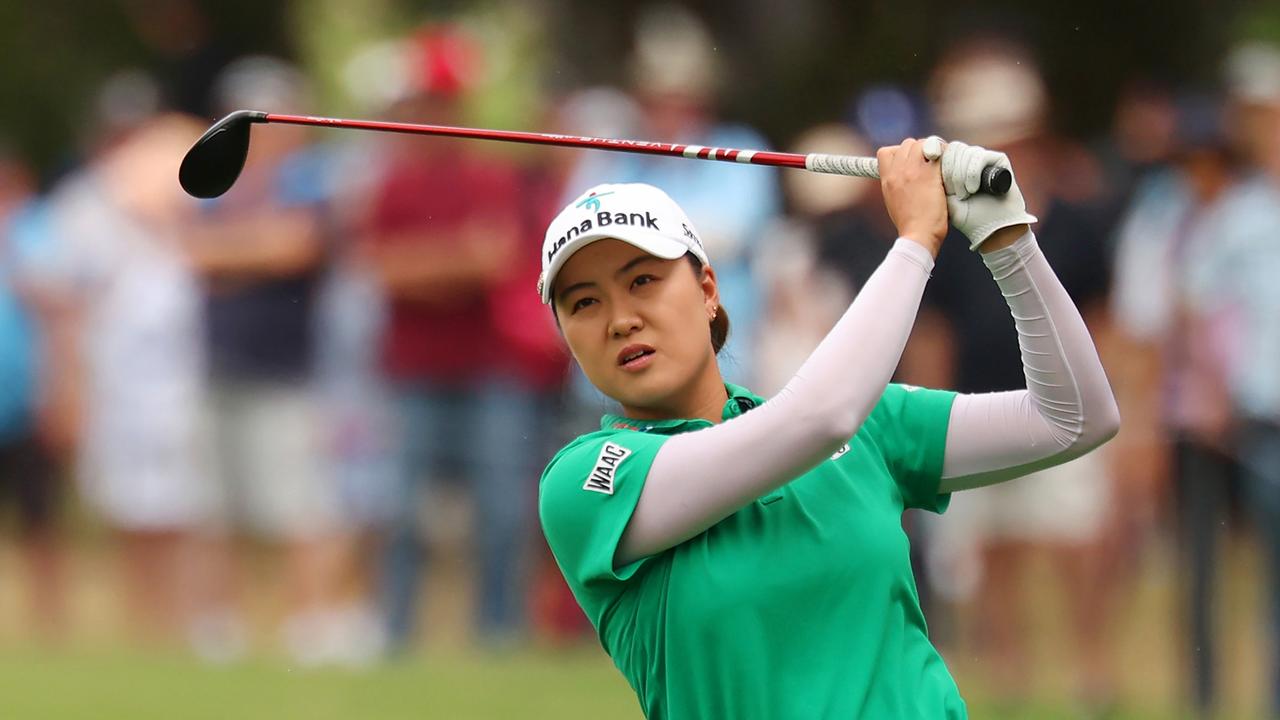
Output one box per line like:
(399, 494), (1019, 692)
(553, 239), (719, 416)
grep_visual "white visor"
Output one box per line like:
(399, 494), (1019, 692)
(538, 182), (709, 304)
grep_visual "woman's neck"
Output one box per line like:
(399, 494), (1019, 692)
(622, 360), (729, 425)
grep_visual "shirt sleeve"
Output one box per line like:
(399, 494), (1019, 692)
(1109, 173), (1180, 340)
(276, 149), (333, 207)
(866, 383), (957, 513)
(13, 191), (110, 296)
(681, 125), (780, 262)
(4, 202), (53, 283)
(539, 430), (671, 598)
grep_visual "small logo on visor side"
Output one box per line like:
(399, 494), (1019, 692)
(575, 190), (614, 213)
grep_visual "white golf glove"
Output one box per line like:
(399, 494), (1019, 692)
(926, 137), (1037, 250)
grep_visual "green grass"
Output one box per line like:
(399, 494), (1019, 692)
(0, 532), (1267, 719)
(0, 639), (1257, 719)
(0, 645), (639, 720)
(0, 644), (1180, 720)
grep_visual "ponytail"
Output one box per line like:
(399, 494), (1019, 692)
(710, 304), (730, 355)
(686, 254), (730, 355)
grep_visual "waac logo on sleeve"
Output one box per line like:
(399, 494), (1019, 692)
(584, 442), (632, 495)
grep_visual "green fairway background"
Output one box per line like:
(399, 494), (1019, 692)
(0, 646), (637, 720)
(0, 528), (1267, 719)
(0, 643), (1250, 720)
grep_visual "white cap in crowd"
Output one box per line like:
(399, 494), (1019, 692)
(1225, 41), (1280, 106)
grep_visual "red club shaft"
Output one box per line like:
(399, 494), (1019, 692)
(264, 113), (808, 170)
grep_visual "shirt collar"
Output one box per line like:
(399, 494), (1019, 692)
(600, 382), (765, 434)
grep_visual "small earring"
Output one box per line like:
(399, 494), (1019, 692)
(710, 307), (718, 321)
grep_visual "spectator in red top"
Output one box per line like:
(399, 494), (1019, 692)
(355, 26), (565, 652)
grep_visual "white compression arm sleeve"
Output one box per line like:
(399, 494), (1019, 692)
(939, 231), (1120, 489)
(618, 238), (935, 564)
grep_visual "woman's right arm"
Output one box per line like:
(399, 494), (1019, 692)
(617, 139), (947, 564)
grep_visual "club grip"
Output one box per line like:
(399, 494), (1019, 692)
(803, 153), (880, 179)
(980, 165), (1013, 195)
(805, 153), (1012, 196)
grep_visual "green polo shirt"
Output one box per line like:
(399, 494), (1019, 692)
(539, 382), (965, 719)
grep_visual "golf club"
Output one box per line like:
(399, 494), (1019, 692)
(178, 110), (1012, 199)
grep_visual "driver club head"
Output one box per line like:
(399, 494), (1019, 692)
(178, 110), (267, 199)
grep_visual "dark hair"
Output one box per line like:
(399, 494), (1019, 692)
(685, 254), (730, 355)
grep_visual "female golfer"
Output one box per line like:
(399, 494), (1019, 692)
(537, 138), (1119, 719)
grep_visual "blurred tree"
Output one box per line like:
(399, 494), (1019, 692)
(291, 0), (406, 115)
(0, 1), (143, 178)
(292, 0), (551, 132)
(1235, 0), (1280, 44)
(0, 0), (287, 182)
(546, 0), (1244, 145)
(0, 0), (1256, 179)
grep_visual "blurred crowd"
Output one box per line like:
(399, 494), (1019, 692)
(2, 2), (1280, 717)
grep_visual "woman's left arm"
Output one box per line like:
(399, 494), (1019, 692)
(939, 226), (1120, 491)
